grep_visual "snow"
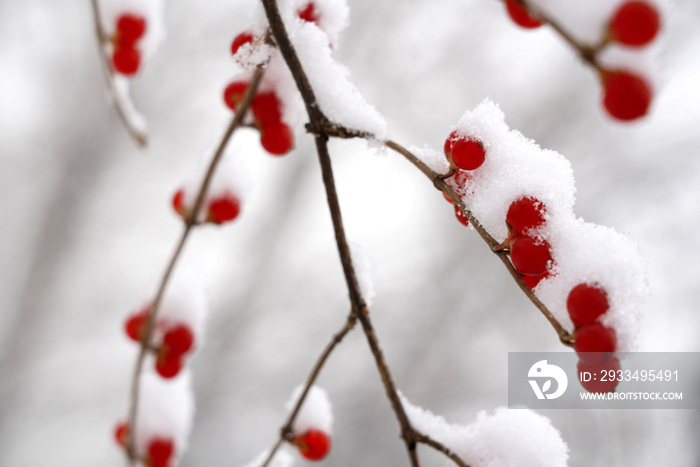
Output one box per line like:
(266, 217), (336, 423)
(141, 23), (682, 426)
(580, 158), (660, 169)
(112, 76), (147, 134)
(422, 99), (647, 351)
(349, 239), (376, 306)
(146, 265), (209, 349)
(135, 368), (194, 459)
(401, 395), (568, 467)
(179, 140), (252, 223)
(286, 385), (333, 435)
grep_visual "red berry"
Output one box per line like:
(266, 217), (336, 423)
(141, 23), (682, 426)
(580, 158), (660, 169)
(444, 131), (486, 171)
(114, 422), (129, 448)
(510, 236), (552, 276)
(505, 0), (543, 29)
(521, 271), (549, 291)
(172, 189), (186, 217)
(251, 92), (282, 126)
(602, 70), (652, 121)
(207, 194), (241, 224)
(112, 46), (141, 76)
(577, 357), (621, 393)
(294, 429), (331, 461)
(454, 205), (469, 226)
(567, 283), (610, 327)
(610, 1), (660, 47)
(574, 323), (617, 362)
(125, 311), (148, 342)
(148, 438), (174, 465)
(223, 81), (250, 111)
(116, 14), (146, 47)
(155, 353), (183, 379)
(260, 122), (294, 155)
(506, 196), (546, 237)
(298, 2), (321, 24)
(163, 325), (195, 355)
(231, 32), (255, 56)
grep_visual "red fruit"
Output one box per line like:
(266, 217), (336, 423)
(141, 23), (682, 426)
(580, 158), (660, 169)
(148, 438), (174, 466)
(602, 70), (652, 121)
(506, 196), (546, 237)
(172, 189), (186, 217)
(521, 271), (549, 291)
(155, 352), (183, 379)
(567, 283), (610, 327)
(298, 2), (321, 24)
(294, 429), (331, 461)
(163, 325), (195, 355)
(223, 81), (250, 111)
(251, 92), (282, 126)
(125, 311), (148, 342)
(207, 194), (241, 224)
(610, 1), (660, 47)
(260, 122), (294, 155)
(505, 0), (543, 29)
(574, 323), (617, 362)
(231, 32), (255, 56)
(112, 46), (141, 76)
(454, 205), (469, 226)
(114, 422), (129, 448)
(116, 14), (146, 47)
(577, 357), (621, 393)
(510, 236), (553, 276)
(444, 131), (486, 171)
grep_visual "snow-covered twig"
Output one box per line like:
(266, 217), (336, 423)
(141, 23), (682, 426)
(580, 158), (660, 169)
(90, 0), (149, 147)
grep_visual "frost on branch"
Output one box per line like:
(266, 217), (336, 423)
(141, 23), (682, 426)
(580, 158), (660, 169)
(424, 99), (647, 352)
(349, 239), (376, 306)
(401, 395), (568, 467)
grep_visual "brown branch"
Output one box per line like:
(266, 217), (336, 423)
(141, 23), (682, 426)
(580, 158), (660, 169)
(515, 0), (606, 70)
(312, 127), (573, 346)
(414, 433), (470, 467)
(260, 314), (357, 467)
(90, 0), (149, 147)
(259, 1), (420, 465)
(124, 66), (267, 464)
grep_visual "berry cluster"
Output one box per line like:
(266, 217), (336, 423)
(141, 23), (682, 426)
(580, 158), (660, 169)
(115, 422), (176, 467)
(292, 429), (332, 461)
(125, 304), (196, 379)
(442, 132), (485, 226)
(111, 13), (147, 76)
(172, 188), (241, 225)
(568, 283), (620, 393)
(501, 0), (661, 122)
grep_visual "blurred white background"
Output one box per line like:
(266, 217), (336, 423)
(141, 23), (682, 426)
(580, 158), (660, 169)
(1, 0), (699, 465)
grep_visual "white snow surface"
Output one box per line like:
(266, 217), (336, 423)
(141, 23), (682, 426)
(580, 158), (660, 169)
(112, 76), (147, 134)
(423, 99), (647, 351)
(242, 449), (295, 467)
(135, 368), (194, 459)
(401, 395), (568, 467)
(286, 385), (333, 435)
(98, 0), (166, 61)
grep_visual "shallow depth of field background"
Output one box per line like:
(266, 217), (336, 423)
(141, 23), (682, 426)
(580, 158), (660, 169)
(1, 0), (699, 466)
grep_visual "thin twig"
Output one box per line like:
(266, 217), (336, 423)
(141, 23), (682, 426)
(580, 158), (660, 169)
(260, 315), (357, 467)
(90, 0), (149, 147)
(259, 1), (420, 465)
(124, 66), (267, 464)
(414, 433), (470, 467)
